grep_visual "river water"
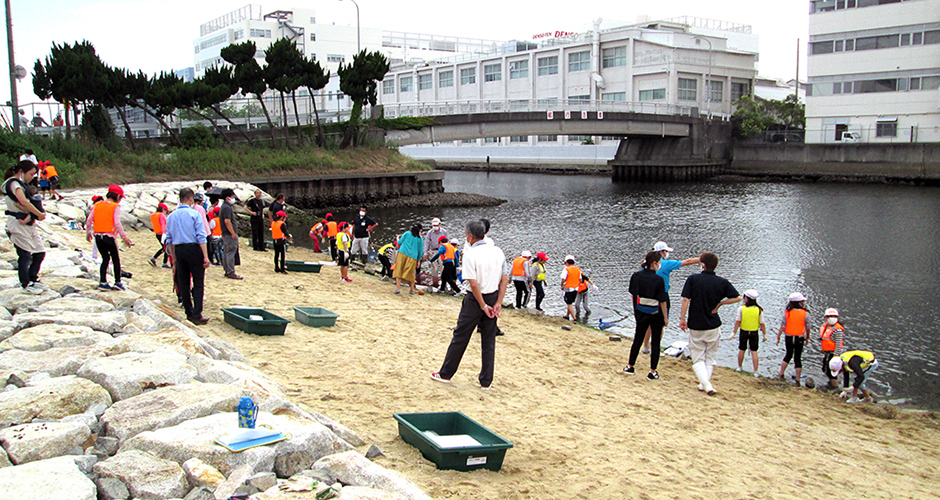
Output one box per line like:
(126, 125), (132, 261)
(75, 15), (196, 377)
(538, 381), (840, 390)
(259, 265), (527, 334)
(289, 171), (940, 409)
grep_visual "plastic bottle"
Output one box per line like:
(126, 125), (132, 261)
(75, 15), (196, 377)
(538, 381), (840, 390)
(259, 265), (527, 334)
(237, 396), (256, 429)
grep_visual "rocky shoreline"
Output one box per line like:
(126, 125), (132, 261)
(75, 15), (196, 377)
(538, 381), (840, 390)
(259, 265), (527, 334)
(0, 182), (432, 500)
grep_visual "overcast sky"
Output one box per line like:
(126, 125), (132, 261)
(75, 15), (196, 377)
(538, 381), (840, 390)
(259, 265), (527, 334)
(2, 0), (808, 112)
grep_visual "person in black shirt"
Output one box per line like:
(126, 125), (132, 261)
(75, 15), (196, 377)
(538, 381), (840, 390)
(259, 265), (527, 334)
(268, 193), (285, 224)
(624, 251), (669, 380)
(245, 189), (267, 252)
(351, 206), (378, 265)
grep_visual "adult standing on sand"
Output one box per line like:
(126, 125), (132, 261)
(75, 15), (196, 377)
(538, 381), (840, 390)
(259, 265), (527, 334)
(641, 241), (700, 354)
(678, 252), (740, 396)
(165, 188), (210, 325)
(245, 189), (267, 252)
(219, 188), (243, 280)
(623, 251), (669, 380)
(393, 223), (423, 295)
(431, 220), (508, 389)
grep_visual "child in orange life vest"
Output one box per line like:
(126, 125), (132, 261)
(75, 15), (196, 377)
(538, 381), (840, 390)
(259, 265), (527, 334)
(819, 307), (846, 389)
(325, 213), (339, 261)
(777, 292), (812, 386)
(510, 250), (533, 308)
(429, 236), (460, 294)
(726, 289), (767, 376)
(559, 255), (581, 321)
(336, 221), (352, 282)
(271, 210), (292, 274)
(574, 273), (595, 319)
(308, 220), (325, 253)
(44, 161), (64, 201)
(85, 185), (133, 291)
(148, 203), (170, 268)
(207, 207), (223, 266)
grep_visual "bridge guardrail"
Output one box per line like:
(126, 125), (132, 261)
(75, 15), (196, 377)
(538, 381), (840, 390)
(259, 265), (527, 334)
(381, 99), (702, 119)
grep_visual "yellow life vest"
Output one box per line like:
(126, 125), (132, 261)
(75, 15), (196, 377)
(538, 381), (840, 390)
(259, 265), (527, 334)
(337, 232), (351, 251)
(740, 305), (761, 331)
(840, 350), (875, 372)
(535, 262), (546, 281)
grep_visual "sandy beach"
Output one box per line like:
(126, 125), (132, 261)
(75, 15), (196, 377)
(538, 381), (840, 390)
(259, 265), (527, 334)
(103, 229), (940, 500)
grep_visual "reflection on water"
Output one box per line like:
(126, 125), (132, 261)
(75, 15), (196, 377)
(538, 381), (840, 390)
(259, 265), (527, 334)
(288, 171), (940, 409)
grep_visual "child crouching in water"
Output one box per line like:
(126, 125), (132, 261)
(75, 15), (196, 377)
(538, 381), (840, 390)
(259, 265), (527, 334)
(272, 210), (291, 274)
(727, 289), (766, 376)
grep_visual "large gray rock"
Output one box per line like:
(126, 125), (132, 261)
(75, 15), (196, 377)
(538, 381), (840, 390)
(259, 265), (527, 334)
(182, 457), (225, 489)
(122, 412), (352, 477)
(0, 455), (97, 500)
(187, 357), (286, 401)
(100, 383), (248, 444)
(212, 463), (254, 500)
(0, 288), (61, 314)
(0, 421), (91, 465)
(0, 319), (14, 342)
(103, 328), (208, 357)
(31, 295), (116, 314)
(77, 350), (197, 402)
(0, 324), (112, 352)
(12, 310), (128, 334)
(309, 451), (432, 500)
(55, 203), (87, 222)
(94, 450), (188, 500)
(0, 376), (112, 424)
(0, 344), (107, 377)
(201, 336), (248, 363)
(95, 476), (130, 500)
(78, 289), (141, 309)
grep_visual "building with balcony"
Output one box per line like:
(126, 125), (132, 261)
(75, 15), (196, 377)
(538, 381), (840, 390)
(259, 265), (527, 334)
(805, 0), (940, 143)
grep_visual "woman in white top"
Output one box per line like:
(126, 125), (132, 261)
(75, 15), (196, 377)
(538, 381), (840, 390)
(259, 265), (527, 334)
(2, 161), (47, 294)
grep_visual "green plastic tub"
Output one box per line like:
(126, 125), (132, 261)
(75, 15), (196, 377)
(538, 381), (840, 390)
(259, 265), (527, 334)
(285, 260), (322, 273)
(221, 307), (290, 336)
(293, 306), (339, 327)
(393, 412), (513, 472)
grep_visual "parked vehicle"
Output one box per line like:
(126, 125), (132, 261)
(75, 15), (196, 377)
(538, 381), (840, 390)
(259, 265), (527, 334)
(841, 131), (862, 142)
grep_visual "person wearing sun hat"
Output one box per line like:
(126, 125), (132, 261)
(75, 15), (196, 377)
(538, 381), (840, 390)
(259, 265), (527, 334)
(559, 255), (582, 321)
(641, 240), (701, 354)
(530, 252), (549, 312)
(510, 250), (533, 308)
(424, 217), (448, 278)
(85, 184), (133, 291)
(829, 350), (878, 403)
(271, 210), (291, 274)
(776, 291), (812, 385)
(726, 288), (767, 376)
(819, 307), (846, 388)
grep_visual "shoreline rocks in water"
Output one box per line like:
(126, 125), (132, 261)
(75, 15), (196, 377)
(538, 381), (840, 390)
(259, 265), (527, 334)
(0, 212), (433, 500)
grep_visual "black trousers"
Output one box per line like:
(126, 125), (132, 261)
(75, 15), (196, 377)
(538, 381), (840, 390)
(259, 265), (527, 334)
(329, 237), (337, 260)
(273, 239), (286, 271)
(250, 216), (265, 251)
(14, 244), (44, 288)
(152, 234), (167, 264)
(174, 243), (205, 319)
(534, 281), (545, 310)
(783, 336), (805, 368)
(440, 261), (459, 292)
(378, 254), (393, 277)
(513, 280), (530, 308)
(629, 311), (664, 370)
(96, 235), (121, 284)
(439, 292), (499, 388)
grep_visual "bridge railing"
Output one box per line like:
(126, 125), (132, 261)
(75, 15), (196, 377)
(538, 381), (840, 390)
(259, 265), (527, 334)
(381, 99), (699, 119)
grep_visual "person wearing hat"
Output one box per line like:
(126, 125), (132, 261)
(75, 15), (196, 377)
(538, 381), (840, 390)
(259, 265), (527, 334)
(424, 217), (448, 279)
(776, 292), (812, 385)
(641, 241), (701, 354)
(219, 188), (243, 280)
(819, 307), (846, 389)
(37, 162), (50, 199)
(149, 203), (171, 268)
(429, 235), (460, 294)
(325, 213), (338, 261)
(559, 255), (582, 321)
(85, 185), (133, 291)
(530, 252), (549, 312)
(829, 351), (878, 403)
(726, 289), (767, 376)
(336, 221), (353, 282)
(271, 210), (292, 274)
(511, 250), (533, 308)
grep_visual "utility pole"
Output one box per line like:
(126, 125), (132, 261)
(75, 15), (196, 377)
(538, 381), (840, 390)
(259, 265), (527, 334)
(795, 38), (800, 100)
(4, 0), (19, 133)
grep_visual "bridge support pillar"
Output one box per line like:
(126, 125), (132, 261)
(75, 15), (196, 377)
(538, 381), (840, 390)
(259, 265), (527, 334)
(608, 118), (733, 183)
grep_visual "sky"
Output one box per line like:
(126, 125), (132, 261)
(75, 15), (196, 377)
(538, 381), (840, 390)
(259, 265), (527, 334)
(1, 0), (809, 113)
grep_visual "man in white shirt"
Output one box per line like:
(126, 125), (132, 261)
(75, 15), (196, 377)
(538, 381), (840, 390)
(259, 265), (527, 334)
(18, 149), (37, 165)
(432, 220), (508, 389)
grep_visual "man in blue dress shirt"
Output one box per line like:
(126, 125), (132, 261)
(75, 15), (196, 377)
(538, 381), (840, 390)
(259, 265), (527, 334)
(165, 188), (211, 325)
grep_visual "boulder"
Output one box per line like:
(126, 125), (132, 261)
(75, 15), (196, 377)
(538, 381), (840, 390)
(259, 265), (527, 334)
(100, 383), (248, 444)
(94, 450), (189, 500)
(55, 203), (88, 222)
(95, 476), (130, 500)
(78, 289), (141, 309)
(0, 449), (11, 467)
(0, 376), (112, 424)
(31, 296), (116, 314)
(77, 350), (197, 402)
(0, 421), (91, 465)
(103, 327), (206, 357)
(201, 335), (249, 363)
(121, 412), (352, 477)
(122, 314), (159, 335)
(0, 457), (97, 499)
(0, 324), (112, 353)
(184, 486), (214, 500)
(182, 457), (225, 489)
(0, 345), (107, 377)
(309, 451), (432, 500)
(188, 357), (286, 401)
(212, 463), (255, 500)
(247, 472), (277, 492)
(12, 310), (128, 334)
(0, 319), (17, 342)
(0, 306), (10, 321)
(0, 287), (61, 314)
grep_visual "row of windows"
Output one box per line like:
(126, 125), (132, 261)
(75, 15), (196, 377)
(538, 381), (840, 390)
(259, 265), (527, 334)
(810, 0), (912, 14)
(455, 135), (619, 143)
(327, 54), (345, 63)
(809, 75), (940, 96)
(250, 29), (272, 38)
(811, 29), (940, 55)
(195, 33), (228, 54)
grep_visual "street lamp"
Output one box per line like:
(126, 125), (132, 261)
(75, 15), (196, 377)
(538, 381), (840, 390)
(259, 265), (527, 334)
(694, 36), (713, 119)
(340, 0), (360, 53)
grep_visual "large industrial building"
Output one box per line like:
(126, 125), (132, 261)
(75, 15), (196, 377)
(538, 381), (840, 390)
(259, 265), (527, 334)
(805, 0), (940, 143)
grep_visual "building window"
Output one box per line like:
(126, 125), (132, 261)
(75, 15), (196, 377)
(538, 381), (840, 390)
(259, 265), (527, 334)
(439, 70), (454, 88)
(731, 82), (750, 101)
(912, 32), (923, 44)
(509, 60), (528, 79)
(708, 80), (723, 102)
(601, 92), (626, 102)
(484, 137), (498, 143)
(400, 76), (413, 92)
(568, 135), (592, 142)
(678, 78), (697, 101)
(834, 40), (844, 52)
(484, 63), (502, 82)
(460, 67), (476, 85)
(876, 120), (897, 137)
(310, 33), (316, 42)
(856, 78), (897, 93)
(855, 34), (899, 51)
(602, 46), (627, 68)
(925, 30), (940, 45)
(568, 51), (590, 72)
(536, 98), (558, 107)
(537, 135), (558, 142)
(567, 94), (590, 105)
(509, 135), (528, 143)
(832, 82), (843, 94)
(250, 29), (271, 38)
(462, 139), (476, 144)
(327, 54), (345, 63)
(910, 77), (921, 90)
(900, 33), (911, 46)
(638, 89), (666, 101)
(811, 41), (834, 54)
(382, 80), (394, 95)
(310, 17), (316, 24)
(234, 29), (244, 41)
(418, 74), (432, 90)
(537, 56), (558, 76)
(845, 39), (854, 51)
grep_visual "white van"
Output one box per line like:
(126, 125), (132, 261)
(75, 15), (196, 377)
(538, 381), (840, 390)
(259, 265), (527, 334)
(841, 131), (862, 142)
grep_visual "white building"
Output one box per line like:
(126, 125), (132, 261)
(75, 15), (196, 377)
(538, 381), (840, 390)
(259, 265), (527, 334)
(805, 0), (940, 143)
(378, 17), (759, 147)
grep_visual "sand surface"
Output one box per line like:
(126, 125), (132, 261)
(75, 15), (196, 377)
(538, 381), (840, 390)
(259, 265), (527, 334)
(101, 231), (940, 500)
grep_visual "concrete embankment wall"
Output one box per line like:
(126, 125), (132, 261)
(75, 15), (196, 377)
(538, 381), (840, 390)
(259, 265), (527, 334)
(730, 143), (940, 183)
(243, 171), (445, 209)
(400, 144), (616, 174)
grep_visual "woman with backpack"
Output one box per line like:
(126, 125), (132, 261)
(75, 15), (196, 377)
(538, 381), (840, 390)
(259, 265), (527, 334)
(2, 160), (47, 294)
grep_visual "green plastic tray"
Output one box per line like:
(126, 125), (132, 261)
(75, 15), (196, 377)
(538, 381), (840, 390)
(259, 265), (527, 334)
(293, 306), (339, 327)
(285, 260), (322, 273)
(393, 411), (512, 472)
(221, 307), (290, 336)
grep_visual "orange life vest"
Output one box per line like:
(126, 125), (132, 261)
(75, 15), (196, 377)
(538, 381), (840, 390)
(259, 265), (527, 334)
(511, 256), (527, 276)
(45, 165), (57, 177)
(326, 221), (338, 237)
(819, 322), (844, 352)
(150, 212), (164, 235)
(211, 217), (222, 237)
(564, 265), (581, 289)
(441, 243), (456, 261)
(93, 201), (118, 234)
(577, 279), (589, 293)
(272, 220), (285, 240)
(784, 308), (808, 336)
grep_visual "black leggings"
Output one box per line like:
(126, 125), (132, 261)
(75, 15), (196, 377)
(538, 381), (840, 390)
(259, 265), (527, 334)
(782, 335), (805, 368)
(273, 239), (286, 271)
(513, 280), (530, 308)
(152, 234), (167, 264)
(534, 281), (545, 309)
(96, 235), (121, 284)
(822, 351), (836, 381)
(14, 244), (44, 288)
(440, 261), (459, 293)
(629, 312), (664, 370)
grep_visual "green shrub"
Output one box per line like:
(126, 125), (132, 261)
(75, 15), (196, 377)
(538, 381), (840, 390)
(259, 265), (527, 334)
(180, 124), (219, 149)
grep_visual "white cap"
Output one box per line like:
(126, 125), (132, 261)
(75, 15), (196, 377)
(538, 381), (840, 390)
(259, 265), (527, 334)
(788, 292), (806, 302)
(431, 217), (441, 226)
(653, 241), (673, 252)
(829, 357), (844, 377)
(824, 307), (839, 317)
(521, 250), (532, 258)
(744, 289), (759, 300)
(564, 255), (575, 263)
